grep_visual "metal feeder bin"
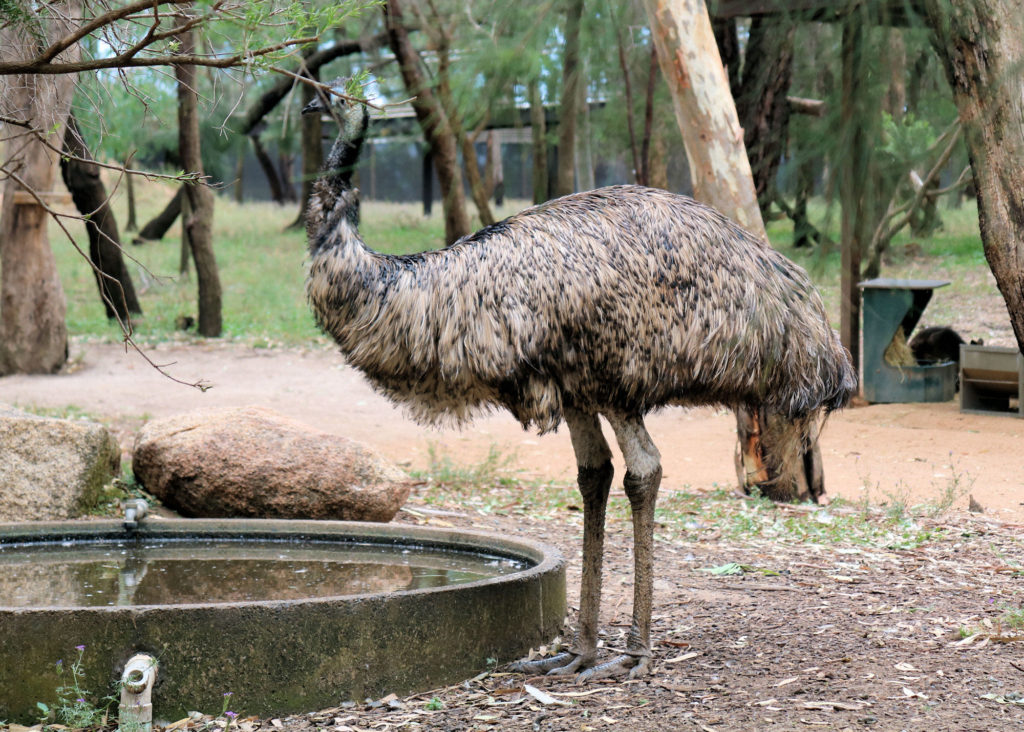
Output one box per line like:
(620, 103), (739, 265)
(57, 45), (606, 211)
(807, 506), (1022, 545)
(858, 278), (958, 403)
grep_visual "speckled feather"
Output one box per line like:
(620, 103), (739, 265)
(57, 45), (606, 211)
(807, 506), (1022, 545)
(306, 184), (856, 437)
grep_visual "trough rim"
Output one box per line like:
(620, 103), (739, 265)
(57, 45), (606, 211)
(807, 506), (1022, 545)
(0, 517), (565, 612)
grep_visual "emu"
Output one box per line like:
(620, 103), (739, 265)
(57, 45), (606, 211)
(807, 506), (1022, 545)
(303, 88), (857, 681)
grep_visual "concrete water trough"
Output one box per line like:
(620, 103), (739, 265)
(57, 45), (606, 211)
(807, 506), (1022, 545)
(0, 519), (565, 723)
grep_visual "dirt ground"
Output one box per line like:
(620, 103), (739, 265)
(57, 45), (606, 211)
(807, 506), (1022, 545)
(2, 340), (1024, 730)
(1, 340), (1021, 523)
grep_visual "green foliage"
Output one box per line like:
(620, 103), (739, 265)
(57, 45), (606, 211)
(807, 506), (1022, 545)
(42, 646), (115, 728)
(0, 0), (44, 40)
(879, 112), (938, 172)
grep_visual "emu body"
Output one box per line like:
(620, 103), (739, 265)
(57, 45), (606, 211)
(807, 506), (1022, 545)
(304, 88), (855, 681)
(308, 186), (852, 432)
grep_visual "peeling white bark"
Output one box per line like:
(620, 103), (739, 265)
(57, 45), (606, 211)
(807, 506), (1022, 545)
(641, 0), (766, 238)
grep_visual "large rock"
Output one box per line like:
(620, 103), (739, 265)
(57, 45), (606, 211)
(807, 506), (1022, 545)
(132, 406), (411, 521)
(0, 405), (120, 521)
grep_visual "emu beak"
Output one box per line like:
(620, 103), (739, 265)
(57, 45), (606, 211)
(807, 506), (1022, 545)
(302, 97), (324, 116)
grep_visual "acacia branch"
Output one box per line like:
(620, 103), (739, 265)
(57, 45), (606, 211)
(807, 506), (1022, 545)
(877, 124), (962, 243)
(0, 35), (319, 74)
(37, 0), (189, 63)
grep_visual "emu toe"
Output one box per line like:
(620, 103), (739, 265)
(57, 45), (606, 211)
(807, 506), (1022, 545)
(576, 652), (651, 682)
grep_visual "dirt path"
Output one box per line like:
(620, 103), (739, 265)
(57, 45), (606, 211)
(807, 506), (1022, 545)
(1, 340), (1021, 522)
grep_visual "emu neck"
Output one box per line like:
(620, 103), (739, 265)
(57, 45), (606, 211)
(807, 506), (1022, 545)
(322, 136), (355, 193)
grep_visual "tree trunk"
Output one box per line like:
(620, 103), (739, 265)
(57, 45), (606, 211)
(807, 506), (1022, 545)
(734, 16), (796, 219)
(461, 132), (495, 226)
(277, 151), (297, 203)
(640, 43), (660, 187)
(0, 3), (79, 375)
(924, 0), (1024, 354)
(179, 187), (191, 277)
(250, 132), (288, 204)
(125, 173), (138, 231)
(615, 20), (642, 184)
(555, 0), (584, 198)
(292, 69), (322, 229)
(711, 17), (740, 95)
(384, 0), (470, 244)
(643, 0), (825, 502)
(176, 22), (221, 337)
(642, 0), (765, 236)
(839, 14), (870, 375)
(484, 130), (504, 206)
(529, 80), (548, 204)
(134, 187), (182, 243)
(576, 67), (595, 192)
(61, 113), (142, 321)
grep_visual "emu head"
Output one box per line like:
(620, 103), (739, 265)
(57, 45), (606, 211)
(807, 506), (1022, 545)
(302, 78), (368, 141)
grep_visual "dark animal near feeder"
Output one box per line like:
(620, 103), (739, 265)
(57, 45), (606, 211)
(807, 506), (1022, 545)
(302, 84), (857, 681)
(908, 325), (982, 365)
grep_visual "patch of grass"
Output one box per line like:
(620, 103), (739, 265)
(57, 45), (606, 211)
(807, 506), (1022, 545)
(37, 645), (115, 728)
(15, 403), (97, 421)
(412, 448), (952, 551)
(411, 444), (582, 518)
(88, 466), (156, 518)
(54, 179), (457, 347)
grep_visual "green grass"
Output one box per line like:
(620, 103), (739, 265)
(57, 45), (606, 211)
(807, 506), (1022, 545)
(414, 446), (964, 551)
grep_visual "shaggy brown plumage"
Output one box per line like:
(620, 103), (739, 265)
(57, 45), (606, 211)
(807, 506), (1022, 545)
(304, 87), (856, 681)
(308, 186), (853, 431)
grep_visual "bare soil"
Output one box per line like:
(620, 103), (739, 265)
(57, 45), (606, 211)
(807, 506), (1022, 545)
(2, 340), (1024, 730)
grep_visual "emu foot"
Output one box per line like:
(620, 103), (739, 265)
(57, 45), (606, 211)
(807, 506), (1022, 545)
(509, 650), (651, 680)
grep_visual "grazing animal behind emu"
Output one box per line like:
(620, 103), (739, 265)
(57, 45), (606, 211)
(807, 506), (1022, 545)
(303, 89), (857, 681)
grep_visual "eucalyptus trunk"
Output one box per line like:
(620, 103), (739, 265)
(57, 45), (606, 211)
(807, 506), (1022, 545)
(925, 0), (1024, 353)
(555, 0), (584, 197)
(384, 0), (470, 243)
(0, 2), (79, 374)
(175, 22), (221, 337)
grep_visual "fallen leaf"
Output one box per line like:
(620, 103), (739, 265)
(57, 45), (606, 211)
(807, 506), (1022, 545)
(803, 700), (867, 711)
(524, 683), (569, 706)
(775, 677), (800, 687)
(982, 693), (1024, 706)
(902, 687), (928, 699)
(664, 651), (700, 664)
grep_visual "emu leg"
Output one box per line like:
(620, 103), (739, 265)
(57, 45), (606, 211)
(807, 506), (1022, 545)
(510, 410), (612, 675)
(577, 414), (662, 681)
